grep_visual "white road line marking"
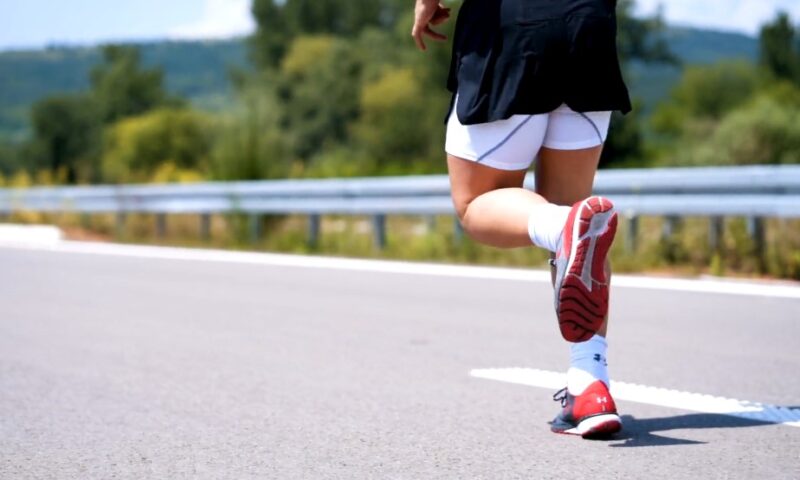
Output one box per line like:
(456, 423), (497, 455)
(470, 368), (800, 428)
(0, 224), (62, 247)
(2, 240), (800, 299)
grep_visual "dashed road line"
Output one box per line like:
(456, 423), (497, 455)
(470, 368), (800, 428)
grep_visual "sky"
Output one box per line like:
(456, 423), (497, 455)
(1, 0), (800, 51)
(634, 0), (800, 35)
(0, 0), (255, 51)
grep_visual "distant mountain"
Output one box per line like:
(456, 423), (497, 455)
(0, 27), (759, 141)
(665, 26), (759, 63)
(628, 27), (759, 112)
(0, 39), (248, 141)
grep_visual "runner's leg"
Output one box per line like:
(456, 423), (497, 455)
(446, 103), (614, 343)
(447, 155), (544, 248)
(538, 145), (622, 437)
(535, 145), (611, 337)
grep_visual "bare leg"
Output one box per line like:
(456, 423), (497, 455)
(535, 146), (611, 337)
(447, 155), (546, 248)
(447, 147), (612, 338)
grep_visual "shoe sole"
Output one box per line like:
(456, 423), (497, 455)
(579, 414), (623, 439)
(556, 197), (618, 342)
(552, 413), (622, 439)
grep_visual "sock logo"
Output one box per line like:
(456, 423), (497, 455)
(593, 354), (608, 366)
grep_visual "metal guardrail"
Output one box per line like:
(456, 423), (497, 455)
(1, 165), (799, 249)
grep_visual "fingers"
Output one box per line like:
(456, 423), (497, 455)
(424, 25), (447, 42)
(412, 25), (448, 51)
(412, 4), (451, 51)
(431, 7), (451, 25)
(412, 24), (427, 51)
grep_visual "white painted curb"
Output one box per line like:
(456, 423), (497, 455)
(1, 238), (799, 299)
(0, 224), (63, 248)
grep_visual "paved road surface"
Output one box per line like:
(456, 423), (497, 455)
(1, 243), (799, 479)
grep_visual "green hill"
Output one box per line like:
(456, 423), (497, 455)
(0, 27), (758, 141)
(628, 27), (759, 113)
(0, 39), (248, 142)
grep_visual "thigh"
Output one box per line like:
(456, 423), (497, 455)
(447, 155), (528, 219)
(535, 106), (610, 205)
(535, 146), (603, 206)
(537, 145), (605, 290)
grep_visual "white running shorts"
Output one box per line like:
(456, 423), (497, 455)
(445, 97), (613, 171)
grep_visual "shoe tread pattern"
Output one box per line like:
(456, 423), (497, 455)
(558, 197), (618, 342)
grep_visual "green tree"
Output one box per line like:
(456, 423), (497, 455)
(760, 11), (800, 83)
(354, 67), (442, 171)
(651, 11), (800, 168)
(600, 0), (677, 168)
(250, 0), (289, 69)
(651, 61), (760, 137)
(616, 0), (677, 65)
(210, 84), (290, 181)
(91, 45), (175, 124)
(0, 141), (24, 177)
(101, 108), (213, 183)
(672, 62), (760, 119)
(277, 35), (362, 160)
(29, 95), (100, 182)
(681, 95), (800, 166)
(25, 44), (182, 184)
(250, 0), (411, 69)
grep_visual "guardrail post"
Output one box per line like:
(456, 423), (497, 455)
(747, 217), (765, 248)
(709, 217), (724, 252)
(115, 212), (127, 238)
(200, 214), (211, 241)
(249, 215), (263, 245)
(308, 215), (321, 248)
(747, 216), (766, 270)
(453, 217), (464, 245)
(625, 215), (639, 252)
(661, 216), (680, 241)
(372, 214), (387, 250)
(156, 214), (167, 239)
(425, 215), (437, 234)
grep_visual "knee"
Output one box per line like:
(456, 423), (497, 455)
(450, 193), (472, 227)
(454, 199), (486, 241)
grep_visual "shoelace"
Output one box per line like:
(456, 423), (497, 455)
(553, 387), (569, 407)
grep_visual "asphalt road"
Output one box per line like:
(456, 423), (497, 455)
(1, 243), (799, 479)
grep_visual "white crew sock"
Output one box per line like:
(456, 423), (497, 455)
(527, 204), (571, 252)
(566, 335), (610, 395)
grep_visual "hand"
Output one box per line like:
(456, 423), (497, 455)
(412, 1), (452, 51)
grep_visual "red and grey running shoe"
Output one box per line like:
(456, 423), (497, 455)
(553, 196), (618, 342)
(550, 381), (622, 438)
